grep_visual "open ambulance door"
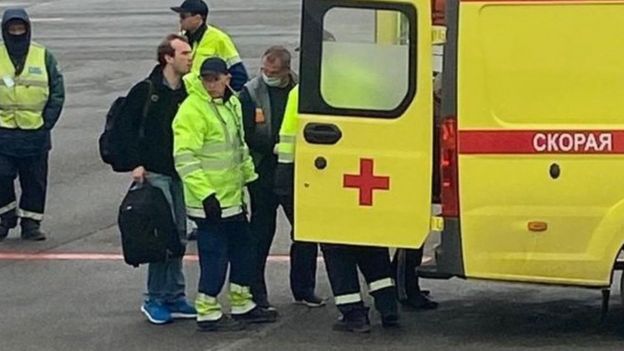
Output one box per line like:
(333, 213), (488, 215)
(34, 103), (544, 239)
(295, 0), (434, 248)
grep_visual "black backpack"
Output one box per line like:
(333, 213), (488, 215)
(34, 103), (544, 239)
(99, 80), (155, 172)
(118, 181), (185, 267)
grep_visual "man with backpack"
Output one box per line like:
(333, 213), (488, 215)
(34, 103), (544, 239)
(120, 34), (196, 325)
(0, 9), (64, 242)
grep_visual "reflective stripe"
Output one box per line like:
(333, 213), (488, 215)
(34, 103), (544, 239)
(196, 293), (223, 322)
(368, 278), (394, 293)
(186, 207), (206, 218)
(0, 201), (16, 215)
(222, 206), (243, 218)
(231, 301), (256, 315)
(15, 79), (48, 88)
(178, 158), (243, 172)
(197, 311), (224, 322)
(174, 153), (197, 164)
(279, 135), (296, 143)
(0, 103), (46, 112)
(201, 159), (236, 170)
(334, 293), (362, 305)
(230, 283), (250, 294)
(17, 209), (43, 221)
(226, 56), (242, 68)
(278, 153), (294, 164)
(176, 162), (201, 178)
(229, 283), (256, 315)
(202, 143), (232, 154)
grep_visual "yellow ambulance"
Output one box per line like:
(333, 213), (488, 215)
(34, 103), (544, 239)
(293, 0), (624, 292)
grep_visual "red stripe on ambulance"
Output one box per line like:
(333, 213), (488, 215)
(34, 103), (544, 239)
(458, 131), (624, 154)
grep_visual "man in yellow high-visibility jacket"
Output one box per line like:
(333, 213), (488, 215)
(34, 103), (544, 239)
(173, 57), (276, 332)
(0, 8), (64, 242)
(171, 0), (248, 91)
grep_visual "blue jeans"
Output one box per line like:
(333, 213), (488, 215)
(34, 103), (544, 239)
(195, 215), (254, 296)
(145, 173), (187, 303)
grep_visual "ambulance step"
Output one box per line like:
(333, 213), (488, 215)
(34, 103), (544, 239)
(416, 265), (453, 279)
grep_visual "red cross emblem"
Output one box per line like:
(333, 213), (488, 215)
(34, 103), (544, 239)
(343, 158), (390, 206)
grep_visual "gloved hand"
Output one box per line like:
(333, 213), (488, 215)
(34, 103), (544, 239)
(202, 194), (222, 222)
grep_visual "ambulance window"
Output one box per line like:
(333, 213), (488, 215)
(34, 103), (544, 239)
(298, 2), (416, 119)
(320, 7), (412, 113)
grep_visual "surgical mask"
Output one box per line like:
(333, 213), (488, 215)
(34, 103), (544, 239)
(262, 73), (285, 88)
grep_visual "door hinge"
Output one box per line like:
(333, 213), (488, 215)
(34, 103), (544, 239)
(430, 216), (444, 232)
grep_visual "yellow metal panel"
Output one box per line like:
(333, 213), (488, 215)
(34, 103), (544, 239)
(295, 0), (433, 248)
(457, 1), (624, 286)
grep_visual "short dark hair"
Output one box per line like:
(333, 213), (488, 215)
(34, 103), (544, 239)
(262, 46), (291, 70)
(157, 34), (189, 66)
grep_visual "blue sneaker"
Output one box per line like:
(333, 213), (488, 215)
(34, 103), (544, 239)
(141, 301), (173, 325)
(166, 298), (197, 319)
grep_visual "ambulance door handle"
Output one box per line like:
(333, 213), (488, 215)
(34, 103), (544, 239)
(303, 123), (342, 145)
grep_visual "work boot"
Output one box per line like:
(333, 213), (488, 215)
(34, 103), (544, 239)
(372, 287), (400, 328)
(232, 306), (278, 324)
(197, 315), (245, 332)
(0, 226), (7, 241)
(332, 308), (371, 333)
(20, 219), (46, 241)
(401, 293), (438, 310)
(381, 313), (400, 328)
(0, 216), (17, 241)
(187, 228), (198, 241)
(253, 294), (278, 312)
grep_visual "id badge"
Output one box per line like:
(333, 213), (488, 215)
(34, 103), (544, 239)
(2, 76), (14, 88)
(255, 108), (265, 124)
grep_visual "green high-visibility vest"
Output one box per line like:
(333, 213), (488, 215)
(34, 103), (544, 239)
(0, 42), (48, 130)
(277, 86), (298, 164)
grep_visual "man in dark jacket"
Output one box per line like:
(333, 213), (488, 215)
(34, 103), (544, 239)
(239, 46), (324, 310)
(123, 34), (196, 325)
(0, 8), (64, 241)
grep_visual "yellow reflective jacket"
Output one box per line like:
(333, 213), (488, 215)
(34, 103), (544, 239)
(173, 74), (257, 219)
(190, 25), (242, 74)
(0, 42), (49, 130)
(277, 86), (298, 164)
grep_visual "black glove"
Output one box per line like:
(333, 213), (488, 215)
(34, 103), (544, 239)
(202, 194), (222, 222)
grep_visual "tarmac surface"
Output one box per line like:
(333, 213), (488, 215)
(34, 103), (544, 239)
(1, 0), (624, 350)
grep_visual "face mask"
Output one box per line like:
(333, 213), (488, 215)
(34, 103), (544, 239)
(262, 73), (285, 88)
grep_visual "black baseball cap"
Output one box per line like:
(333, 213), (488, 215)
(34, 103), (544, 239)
(200, 57), (228, 77)
(171, 0), (209, 17)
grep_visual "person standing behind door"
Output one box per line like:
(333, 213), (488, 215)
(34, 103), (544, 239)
(239, 46), (325, 311)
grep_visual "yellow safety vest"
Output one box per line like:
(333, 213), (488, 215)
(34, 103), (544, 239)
(277, 86), (298, 164)
(0, 42), (49, 130)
